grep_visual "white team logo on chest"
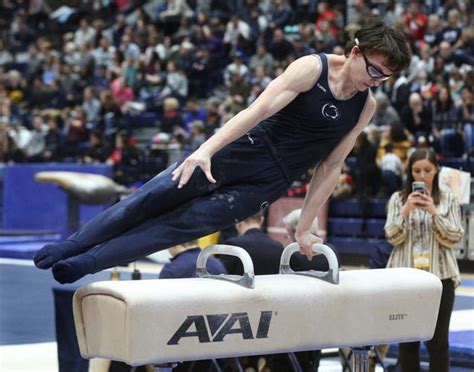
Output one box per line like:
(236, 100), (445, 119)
(322, 103), (340, 120)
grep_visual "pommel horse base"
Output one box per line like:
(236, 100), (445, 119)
(73, 243), (443, 372)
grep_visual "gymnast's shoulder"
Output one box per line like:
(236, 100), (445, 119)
(279, 55), (322, 92)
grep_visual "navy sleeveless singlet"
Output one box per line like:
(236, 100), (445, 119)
(251, 53), (369, 180)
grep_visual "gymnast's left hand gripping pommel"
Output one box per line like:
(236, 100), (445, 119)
(196, 245), (255, 289)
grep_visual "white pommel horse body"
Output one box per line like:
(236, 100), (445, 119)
(73, 243), (443, 372)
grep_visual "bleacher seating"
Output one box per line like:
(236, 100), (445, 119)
(439, 158), (474, 174)
(328, 198), (388, 218)
(327, 198), (389, 256)
(328, 218), (385, 238)
(128, 112), (160, 128)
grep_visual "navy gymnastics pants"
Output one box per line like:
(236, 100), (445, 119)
(41, 132), (293, 282)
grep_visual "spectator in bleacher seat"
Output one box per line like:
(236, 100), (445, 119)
(249, 44), (275, 76)
(249, 65), (272, 91)
(432, 86), (464, 157)
(378, 143), (404, 197)
(74, 18), (97, 49)
(189, 120), (206, 151)
(406, 44), (434, 85)
(98, 90), (122, 134)
(409, 70), (435, 99)
(156, 0), (194, 36)
(160, 97), (184, 134)
(385, 148), (463, 372)
(294, 0), (317, 23)
(401, 0), (428, 43)
(159, 60), (189, 102)
(24, 114), (47, 161)
(228, 73), (251, 103)
(4, 70), (26, 105)
(372, 92), (400, 127)
(437, 40), (473, 71)
(332, 162), (355, 199)
(169, 40), (195, 77)
(92, 37), (116, 68)
(292, 36), (314, 59)
(63, 107), (88, 156)
(9, 16), (36, 55)
(224, 52), (249, 88)
(458, 0), (472, 27)
(247, 81), (264, 107)
(183, 97), (208, 131)
(315, 1), (342, 40)
(82, 131), (109, 164)
(82, 87), (102, 127)
(314, 19), (338, 54)
(267, 0), (293, 29)
(110, 75), (135, 109)
(203, 97), (222, 135)
(239, 0), (268, 37)
(439, 9), (463, 47)
(188, 46), (213, 98)
(42, 116), (63, 162)
(121, 57), (139, 90)
(376, 122), (412, 167)
(353, 131), (379, 197)
(223, 15), (252, 49)
(458, 86), (474, 155)
(423, 13), (442, 48)
(400, 92), (432, 140)
(106, 131), (143, 185)
(119, 34), (140, 63)
(268, 28), (295, 63)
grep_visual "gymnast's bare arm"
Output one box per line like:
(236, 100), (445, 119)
(295, 94), (377, 258)
(172, 55), (322, 188)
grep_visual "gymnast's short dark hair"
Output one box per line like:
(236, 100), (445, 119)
(345, 17), (412, 74)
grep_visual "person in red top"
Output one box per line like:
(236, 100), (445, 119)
(110, 76), (135, 108)
(315, 1), (341, 38)
(403, 1), (428, 42)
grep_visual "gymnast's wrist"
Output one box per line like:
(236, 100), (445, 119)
(197, 144), (214, 156)
(294, 227), (309, 238)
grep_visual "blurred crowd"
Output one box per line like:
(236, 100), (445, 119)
(0, 0), (473, 192)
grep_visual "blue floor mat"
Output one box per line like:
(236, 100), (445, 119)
(0, 241), (60, 259)
(0, 234), (60, 243)
(0, 263), (157, 345)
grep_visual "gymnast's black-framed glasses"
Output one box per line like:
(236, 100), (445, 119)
(355, 38), (392, 81)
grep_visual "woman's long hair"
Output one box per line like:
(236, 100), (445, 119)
(435, 86), (454, 112)
(400, 149), (441, 205)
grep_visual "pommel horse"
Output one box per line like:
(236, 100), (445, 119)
(73, 243), (442, 372)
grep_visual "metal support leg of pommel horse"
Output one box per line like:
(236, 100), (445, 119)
(151, 363), (177, 372)
(352, 346), (371, 372)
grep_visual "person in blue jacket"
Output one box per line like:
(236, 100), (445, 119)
(159, 240), (227, 279)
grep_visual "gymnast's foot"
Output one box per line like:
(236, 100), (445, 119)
(52, 254), (96, 284)
(34, 240), (82, 269)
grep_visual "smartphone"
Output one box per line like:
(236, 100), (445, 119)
(412, 181), (425, 194)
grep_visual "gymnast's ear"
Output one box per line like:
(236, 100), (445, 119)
(350, 45), (361, 57)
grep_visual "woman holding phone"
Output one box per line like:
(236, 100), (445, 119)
(384, 148), (463, 372)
